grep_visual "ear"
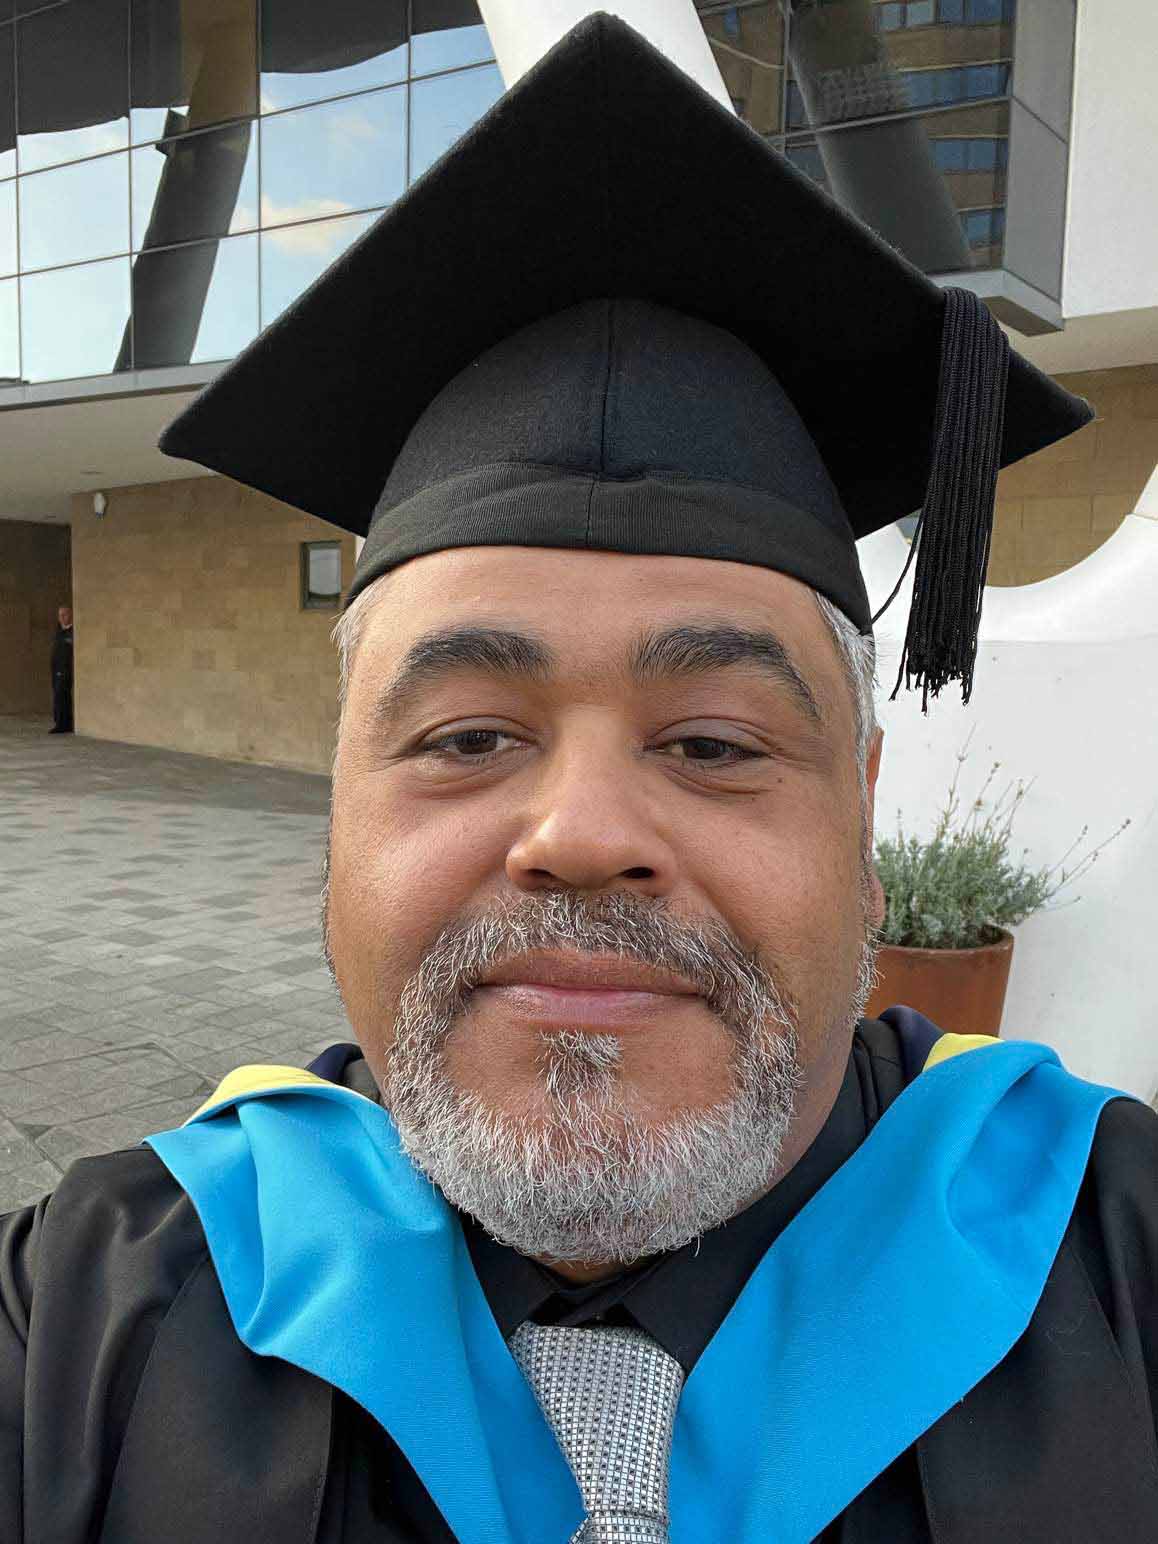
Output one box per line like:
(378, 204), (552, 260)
(864, 728), (886, 930)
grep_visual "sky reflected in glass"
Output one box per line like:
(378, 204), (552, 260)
(0, 277), (18, 380)
(0, 180), (15, 276)
(19, 153), (129, 271)
(260, 209), (377, 327)
(410, 63), (501, 182)
(260, 88), (405, 229)
(130, 231), (258, 368)
(21, 256), (130, 381)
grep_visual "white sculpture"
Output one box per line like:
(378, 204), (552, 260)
(862, 469), (1158, 1099)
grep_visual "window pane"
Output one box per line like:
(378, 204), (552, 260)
(411, 0), (493, 77)
(131, 0), (257, 144)
(307, 544), (341, 599)
(131, 122), (257, 250)
(21, 256), (130, 381)
(933, 137), (966, 171)
(965, 137), (997, 170)
(0, 27), (15, 179)
(785, 101), (1007, 275)
(702, 2), (782, 136)
(260, 209), (377, 326)
(0, 179), (15, 276)
(409, 63), (502, 183)
(18, 0), (129, 172)
(788, 0), (1012, 129)
(260, 88), (405, 229)
(130, 230), (257, 368)
(19, 151), (129, 270)
(967, 0), (1004, 19)
(966, 63), (1007, 98)
(0, 277), (18, 382)
(260, 0), (406, 115)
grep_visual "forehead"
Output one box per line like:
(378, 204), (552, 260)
(350, 547), (854, 735)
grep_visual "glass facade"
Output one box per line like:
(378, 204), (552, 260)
(697, 0), (1019, 280)
(0, 0), (499, 384)
(0, 0), (1074, 387)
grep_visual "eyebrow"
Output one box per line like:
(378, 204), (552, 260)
(371, 621), (823, 726)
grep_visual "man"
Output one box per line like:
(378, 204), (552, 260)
(48, 604), (73, 734)
(3, 17), (1157, 1543)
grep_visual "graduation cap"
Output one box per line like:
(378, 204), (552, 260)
(159, 12), (1091, 706)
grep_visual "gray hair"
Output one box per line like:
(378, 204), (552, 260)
(334, 572), (878, 785)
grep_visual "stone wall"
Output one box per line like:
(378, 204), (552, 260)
(70, 477), (356, 772)
(0, 520), (72, 716)
(989, 361), (1158, 586)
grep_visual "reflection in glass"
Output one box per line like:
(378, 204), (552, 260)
(17, 0), (129, 172)
(21, 256), (130, 382)
(131, 0), (257, 144)
(784, 100), (1008, 272)
(700, 2), (783, 136)
(0, 179), (15, 276)
(131, 124), (257, 251)
(0, 26), (15, 179)
(260, 89), (405, 230)
(260, 209), (377, 327)
(704, 2), (784, 137)
(260, 0), (406, 115)
(411, 0), (493, 77)
(0, 277), (18, 382)
(19, 152), (129, 272)
(130, 231), (258, 369)
(410, 63), (502, 183)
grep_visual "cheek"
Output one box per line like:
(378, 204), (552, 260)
(702, 796), (865, 1006)
(327, 781), (506, 1038)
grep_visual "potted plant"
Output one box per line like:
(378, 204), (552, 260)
(867, 752), (1127, 1037)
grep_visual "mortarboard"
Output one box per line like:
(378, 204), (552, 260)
(159, 12), (1091, 705)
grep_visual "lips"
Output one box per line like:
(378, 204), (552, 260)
(470, 952), (706, 1030)
(478, 950), (701, 997)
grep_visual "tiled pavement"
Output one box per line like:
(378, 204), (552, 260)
(0, 716), (349, 1211)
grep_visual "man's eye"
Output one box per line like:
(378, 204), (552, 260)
(422, 729), (511, 761)
(665, 736), (762, 766)
(413, 728), (762, 765)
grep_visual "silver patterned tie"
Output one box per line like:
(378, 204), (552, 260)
(510, 1321), (685, 1543)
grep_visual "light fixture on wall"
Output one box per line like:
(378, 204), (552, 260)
(93, 491), (108, 518)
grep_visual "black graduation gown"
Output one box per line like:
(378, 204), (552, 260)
(3, 1020), (1158, 1542)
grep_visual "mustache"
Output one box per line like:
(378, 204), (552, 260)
(395, 889), (797, 1038)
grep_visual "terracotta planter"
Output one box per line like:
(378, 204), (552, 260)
(866, 929), (1014, 1038)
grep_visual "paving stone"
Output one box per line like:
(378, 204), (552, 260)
(0, 1032), (110, 1072)
(0, 719), (335, 1156)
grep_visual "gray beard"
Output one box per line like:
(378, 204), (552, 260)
(378, 890), (876, 1265)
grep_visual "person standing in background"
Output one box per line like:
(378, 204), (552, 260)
(49, 605), (74, 734)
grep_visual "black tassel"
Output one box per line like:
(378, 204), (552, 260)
(884, 287), (1010, 710)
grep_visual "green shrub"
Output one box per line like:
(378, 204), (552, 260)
(874, 752), (1128, 951)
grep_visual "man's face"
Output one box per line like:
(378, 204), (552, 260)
(58, 607), (72, 628)
(327, 547), (881, 1261)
